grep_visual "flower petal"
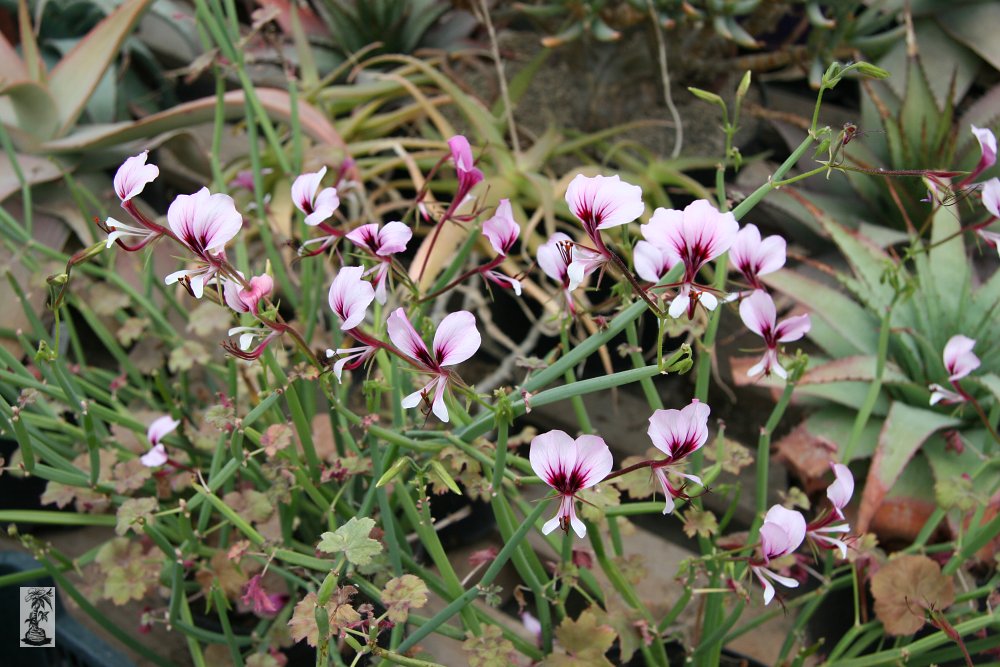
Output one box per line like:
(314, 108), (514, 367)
(482, 199), (519, 255)
(140, 444), (168, 468)
(739, 290), (776, 339)
(433, 311), (481, 367)
(775, 313), (811, 342)
(329, 266), (375, 330)
(944, 334), (980, 381)
(827, 463), (854, 514)
(291, 167), (327, 214)
(114, 151), (159, 203)
(572, 434), (614, 489)
(387, 308), (431, 365)
(147, 416), (180, 446)
(529, 430), (577, 486)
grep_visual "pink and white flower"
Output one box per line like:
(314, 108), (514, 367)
(642, 200), (738, 318)
(730, 224), (786, 290)
(964, 125), (997, 186)
(482, 199), (520, 256)
(163, 188), (243, 298)
(167, 188), (243, 258)
(806, 463), (854, 559)
(329, 266), (376, 331)
(566, 245), (606, 291)
(633, 240), (676, 283)
(930, 334), (980, 405)
(223, 273), (273, 314)
(326, 345), (377, 382)
(483, 270), (522, 296)
(388, 308), (480, 422)
(346, 221), (412, 257)
(103, 217), (160, 251)
(944, 334), (980, 381)
(529, 430), (614, 538)
(538, 232), (589, 313)
(739, 290), (811, 379)
(826, 463), (854, 519)
(979, 179), (1000, 254)
(140, 415), (179, 467)
(114, 151), (159, 204)
(345, 221), (412, 304)
(292, 167), (340, 226)
(448, 135), (483, 202)
(565, 174), (644, 246)
(646, 400), (710, 514)
(752, 505), (806, 605)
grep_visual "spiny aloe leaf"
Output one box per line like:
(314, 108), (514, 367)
(47, 0), (154, 137)
(765, 270), (879, 355)
(819, 215), (896, 311)
(857, 401), (960, 532)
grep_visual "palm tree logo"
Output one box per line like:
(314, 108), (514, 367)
(22, 587), (54, 646)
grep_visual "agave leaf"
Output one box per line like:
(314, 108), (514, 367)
(38, 88), (345, 153)
(0, 31), (28, 81)
(765, 270), (879, 355)
(857, 401), (960, 532)
(879, 20), (978, 108)
(937, 2), (1000, 72)
(47, 0), (154, 137)
(491, 48), (551, 119)
(0, 79), (61, 140)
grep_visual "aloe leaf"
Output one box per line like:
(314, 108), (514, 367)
(17, 0), (45, 82)
(857, 402), (960, 531)
(819, 215), (896, 311)
(0, 79), (61, 140)
(799, 356), (911, 386)
(925, 201), (969, 323)
(0, 32), (28, 81)
(47, 0), (154, 136)
(937, 2), (1000, 72)
(765, 270), (879, 355)
(38, 88), (344, 153)
(0, 151), (63, 202)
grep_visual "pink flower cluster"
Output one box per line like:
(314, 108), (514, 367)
(539, 173), (809, 378)
(751, 463), (854, 605)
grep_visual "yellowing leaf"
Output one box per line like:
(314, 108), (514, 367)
(115, 497), (157, 536)
(681, 507), (718, 539)
(463, 625), (517, 667)
(871, 554), (955, 636)
(545, 609), (616, 666)
(381, 574), (429, 623)
(317, 517), (382, 566)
